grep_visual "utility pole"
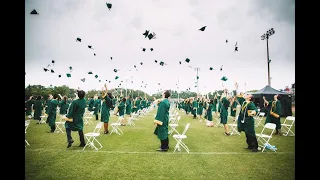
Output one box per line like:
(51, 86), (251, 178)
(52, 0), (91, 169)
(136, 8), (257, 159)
(261, 28), (275, 86)
(194, 67), (200, 96)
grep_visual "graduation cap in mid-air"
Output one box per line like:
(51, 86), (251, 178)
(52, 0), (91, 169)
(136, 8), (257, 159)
(220, 65), (223, 71)
(209, 67), (214, 70)
(142, 48), (146, 52)
(185, 58), (190, 63)
(81, 78), (85, 82)
(95, 75), (98, 78)
(66, 73), (71, 78)
(155, 60), (158, 63)
(110, 57), (113, 60)
(226, 39), (228, 43)
(30, 9), (39, 15)
(199, 26), (206, 31)
(69, 66), (73, 71)
(114, 69), (118, 73)
(159, 61), (164, 66)
(43, 68), (49, 72)
(88, 45), (93, 49)
(143, 30), (149, 38)
(106, 2), (112, 10)
(148, 32), (156, 40)
(58, 74), (61, 78)
(94, 53), (96, 56)
(235, 47), (238, 51)
(221, 76), (228, 81)
(88, 71), (93, 74)
(179, 61), (181, 64)
(76, 37), (81, 42)
(50, 69), (55, 73)
(150, 48), (153, 51)
(140, 62), (143, 65)
(52, 60), (55, 64)
(134, 65), (137, 68)
(115, 76), (119, 80)
(196, 76), (199, 79)
(109, 81), (111, 83)
(99, 80), (101, 82)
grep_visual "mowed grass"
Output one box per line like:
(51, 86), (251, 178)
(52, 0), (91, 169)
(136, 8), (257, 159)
(25, 109), (295, 180)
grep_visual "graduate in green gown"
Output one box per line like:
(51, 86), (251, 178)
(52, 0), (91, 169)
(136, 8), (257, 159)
(154, 90), (171, 151)
(87, 97), (94, 112)
(192, 97), (198, 119)
(101, 84), (113, 134)
(118, 97), (126, 125)
(33, 96), (43, 123)
(236, 93), (245, 107)
(125, 95), (132, 117)
(46, 94), (59, 133)
(220, 97), (231, 135)
(93, 95), (100, 120)
(58, 95), (68, 115)
(263, 95), (282, 135)
(136, 97), (141, 111)
(206, 99), (214, 127)
(237, 94), (259, 152)
(132, 97), (137, 113)
(230, 96), (238, 121)
(212, 96), (218, 115)
(64, 90), (86, 148)
(197, 97), (204, 122)
(25, 96), (34, 116)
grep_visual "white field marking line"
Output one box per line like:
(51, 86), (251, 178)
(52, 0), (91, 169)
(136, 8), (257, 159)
(25, 148), (294, 155)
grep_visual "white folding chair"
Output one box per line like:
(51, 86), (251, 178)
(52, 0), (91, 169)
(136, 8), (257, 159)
(281, 116), (295, 136)
(255, 112), (265, 127)
(25, 120), (30, 147)
(228, 115), (240, 135)
(173, 123), (190, 153)
(83, 111), (94, 125)
(110, 117), (124, 135)
(54, 115), (66, 133)
(83, 122), (104, 151)
(169, 116), (181, 135)
(256, 123), (277, 152)
(126, 116), (135, 126)
(39, 115), (47, 124)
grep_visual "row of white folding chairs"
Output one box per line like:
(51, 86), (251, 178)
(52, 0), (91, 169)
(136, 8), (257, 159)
(25, 120), (30, 147)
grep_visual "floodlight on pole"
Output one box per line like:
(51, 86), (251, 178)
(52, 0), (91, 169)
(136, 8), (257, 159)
(261, 28), (275, 86)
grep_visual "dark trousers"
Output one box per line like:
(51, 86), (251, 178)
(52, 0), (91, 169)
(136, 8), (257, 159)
(95, 114), (98, 120)
(160, 137), (169, 150)
(66, 128), (85, 144)
(245, 130), (258, 149)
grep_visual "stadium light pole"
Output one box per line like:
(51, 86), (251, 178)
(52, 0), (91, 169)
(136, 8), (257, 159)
(261, 28), (275, 86)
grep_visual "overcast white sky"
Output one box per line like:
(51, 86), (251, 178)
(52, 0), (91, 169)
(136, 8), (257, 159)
(25, 0), (295, 95)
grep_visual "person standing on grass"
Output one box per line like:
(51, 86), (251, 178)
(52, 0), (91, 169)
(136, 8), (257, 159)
(63, 90), (86, 148)
(118, 97), (126, 126)
(221, 96), (231, 136)
(205, 99), (214, 127)
(154, 90), (171, 152)
(93, 95), (100, 120)
(230, 96), (238, 121)
(238, 94), (259, 152)
(46, 94), (59, 133)
(125, 95), (132, 122)
(263, 95), (282, 135)
(33, 96), (43, 124)
(101, 84), (114, 134)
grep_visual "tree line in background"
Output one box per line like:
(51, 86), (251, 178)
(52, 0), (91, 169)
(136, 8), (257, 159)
(25, 84), (254, 101)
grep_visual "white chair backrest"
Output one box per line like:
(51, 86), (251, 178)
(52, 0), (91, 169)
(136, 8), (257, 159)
(25, 120), (31, 132)
(264, 123), (276, 130)
(93, 122), (103, 133)
(181, 123), (190, 135)
(286, 116), (295, 121)
(259, 112), (265, 117)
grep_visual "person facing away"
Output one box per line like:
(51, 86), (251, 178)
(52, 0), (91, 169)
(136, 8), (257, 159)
(93, 95), (100, 120)
(154, 90), (171, 152)
(33, 96), (43, 123)
(46, 94), (59, 133)
(118, 97), (126, 126)
(237, 94), (259, 152)
(64, 90), (87, 148)
(263, 94), (282, 135)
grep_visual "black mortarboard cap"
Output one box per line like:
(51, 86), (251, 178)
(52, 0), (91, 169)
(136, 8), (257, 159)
(69, 66), (72, 70)
(110, 57), (113, 60)
(81, 78), (85, 82)
(185, 58), (190, 63)
(209, 67), (213, 70)
(51, 69), (54, 73)
(148, 33), (155, 40)
(88, 71), (93, 74)
(30, 9), (39, 15)
(143, 30), (149, 38)
(76, 37), (81, 42)
(115, 76), (119, 80)
(142, 48), (146, 52)
(66, 73), (71, 77)
(199, 26), (206, 31)
(114, 69), (118, 73)
(221, 76), (228, 81)
(95, 75), (98, 78)
(134, 65), (136, 68)
(106, 3), (112, 10)
(155, 60), (158, 63)
(94, 53), (96, 56)
(159, 61), (164, 66)
(150, 48), (153, 51)
(179, 61), (181, 64)
(52, 60), (55, 64)
(235, 47), (238, 51)
(88, 45), (93, 49)
(226, 39), (228, 43)
(196, 76), (199, 79)
(220, 65), (223, 71)
(58, 74), (61, 78)
(43, 68), (49, 72)
(140, 62), (143, 65)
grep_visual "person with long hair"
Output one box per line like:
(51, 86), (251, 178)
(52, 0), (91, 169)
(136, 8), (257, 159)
(263, 95), (282, 135)
(101, 84), (113, 134)
(118, 97), (126, 125)
(64, 90), (86, 148)
(58, 94), (68, 115)
(46, 94), (59, 133)
(237, 94), (259, 152)
(33, 96), (43, 124)
(206, 99), (214, 127)
(93, 95), (100, 120)
(221, 96), (231, 136)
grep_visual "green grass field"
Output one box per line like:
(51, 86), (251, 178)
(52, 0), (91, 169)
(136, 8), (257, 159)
(25, 109), (295, 180)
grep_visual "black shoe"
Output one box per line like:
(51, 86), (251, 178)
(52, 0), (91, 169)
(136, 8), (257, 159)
(156, 148), (168, 152)
(252, 148), (258, 152)
(67, 140), (74, 148)
(104, 131), (109, 134)
(224, 132), (230, 136)
(78, 143), (86, 147)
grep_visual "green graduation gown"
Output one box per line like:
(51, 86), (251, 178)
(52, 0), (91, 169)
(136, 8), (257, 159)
(64, 98), (86, 131)
(93, 99), (100, 115)
(197, 101), (204, 115)
(207, 104), (213, 121)
(154, 98), (170, 140)
(265, 100), (282, 129)
(136, 99), (141, 111)
(230, 101), (238, 117)
(192, 100), (198, 116)
(33, 99), (43, 120)
(237, 101), (258, 135)
(118, 101), (125, 116)
(59, 99), (68, 115)
(101, 96), (112, 123)
(88, 99), (94, 111)
(125, 99), (132, 115)
(220, 97), (230, 124)
(212, 99), (217, 112)
(25, 99), (33, 116)
(46, 99), (58, 128)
